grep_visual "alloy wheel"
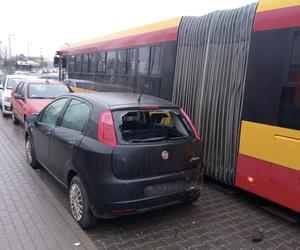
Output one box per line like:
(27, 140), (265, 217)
(25, 139), (33, 164)
(70, 183), (84, 221)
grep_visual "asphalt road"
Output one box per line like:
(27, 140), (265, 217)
(1, 114), (300, 250)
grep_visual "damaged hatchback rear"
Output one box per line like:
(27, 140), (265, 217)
(25, 92), (204, 229)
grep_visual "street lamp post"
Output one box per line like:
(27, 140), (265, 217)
(62, 43), (71, 80)
(8, 34), (15, 60)
(27, 42), (32, 59)
(39, 48), (44, 58)
(40, 48), (44, 68)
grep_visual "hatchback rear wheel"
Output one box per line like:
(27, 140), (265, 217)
(69, 176), (98, 229)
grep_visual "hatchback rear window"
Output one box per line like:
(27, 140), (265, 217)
(113, 109), (192, 143)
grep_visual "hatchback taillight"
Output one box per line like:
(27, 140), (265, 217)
(98, 110), (117, 147)
(180, 108), (200, 140)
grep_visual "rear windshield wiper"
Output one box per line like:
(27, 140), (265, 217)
(127, 136), (167, 143)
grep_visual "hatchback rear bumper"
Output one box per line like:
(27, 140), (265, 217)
(110, 186), (201, 216)
(88, 167), (203, 218)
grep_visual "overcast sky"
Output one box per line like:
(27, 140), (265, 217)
(0, 0), (256, 60)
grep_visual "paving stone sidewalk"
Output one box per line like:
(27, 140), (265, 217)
(0, 128), (97, 250)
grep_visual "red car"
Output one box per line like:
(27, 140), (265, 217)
(11, 79), (71, 125)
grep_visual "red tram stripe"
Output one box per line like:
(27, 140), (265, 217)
(235, 154), (300, 213)
(254, 4), (300, 31)
(68, 27), (178, 55)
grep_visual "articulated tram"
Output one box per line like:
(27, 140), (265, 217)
(56, 0), (300, 212)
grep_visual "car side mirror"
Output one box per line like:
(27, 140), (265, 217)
(26, 113), (39, 124)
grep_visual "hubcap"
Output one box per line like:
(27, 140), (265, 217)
(25, 140), (32, 164)
(70, 183), (83, 221)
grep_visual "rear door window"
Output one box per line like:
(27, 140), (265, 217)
(113, 109), (191, 143)
(60, 99), (90, 132)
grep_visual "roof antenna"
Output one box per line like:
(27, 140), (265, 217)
(137, 91), (143, 104)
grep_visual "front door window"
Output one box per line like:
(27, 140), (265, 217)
(41, 98), (68, 125)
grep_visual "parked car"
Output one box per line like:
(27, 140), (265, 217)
(14, 70), (36, 76)
(11, 79), (70, 125)
(64, 78), (97, 92)
(25, 92), (204, 229)
(40, 73), (59, 80)
(0, 75), (37, 117)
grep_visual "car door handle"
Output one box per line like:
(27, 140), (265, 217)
(46, 132), (51, 136)
(66, 140), (76, 147)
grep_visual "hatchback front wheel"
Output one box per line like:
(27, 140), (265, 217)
(25, 137), (38, 169)
(12, 110), (19, 125)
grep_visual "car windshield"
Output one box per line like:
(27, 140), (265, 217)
(6, 79), (19, 89)
(113, 109), (192, 143)
(28, 84), (69, 99)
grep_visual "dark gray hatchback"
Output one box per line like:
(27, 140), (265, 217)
(25, 92), (204, 229)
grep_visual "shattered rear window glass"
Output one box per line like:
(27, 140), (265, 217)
(113, 109), (192, 144)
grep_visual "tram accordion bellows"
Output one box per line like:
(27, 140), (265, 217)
(172, 3), (258, 185)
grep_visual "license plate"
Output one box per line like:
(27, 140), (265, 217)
(144, 180), (185, 197)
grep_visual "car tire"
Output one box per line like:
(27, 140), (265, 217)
(69, 176), (98, 229)
(25, 136), (39, 169)
(183, 193), (200, 204)
(12, 111), (19, 125)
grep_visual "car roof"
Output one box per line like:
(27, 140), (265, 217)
(23, 79), (63, 84)
(65, 78), (96, 83)
(65, 92), (176, 109)
(6, 74), (37, 79)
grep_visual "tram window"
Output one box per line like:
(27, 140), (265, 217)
(75, 55), (81, 72)
(138, 47), (150, 75)
(68, 56), (75, 73)
(126, 48), (136, 75)
(106, 51), (116, 74)
(279, 87), (300, 130)
(117, 49), (126, 75)
(289, 33), (300, 83)
(97, 52), (106, 72)
(88, 54), (97, 73)
(82, 54), (89, 73)
(150, 46), (161, 75)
